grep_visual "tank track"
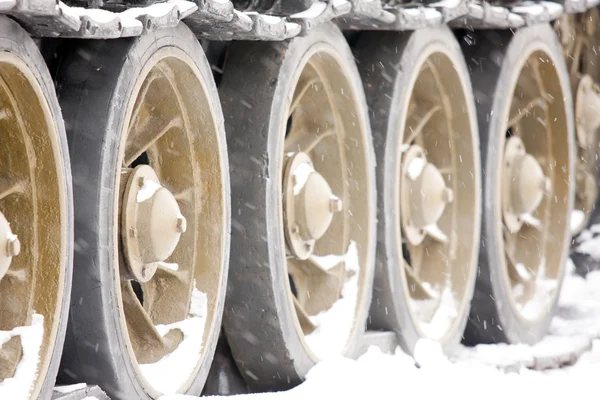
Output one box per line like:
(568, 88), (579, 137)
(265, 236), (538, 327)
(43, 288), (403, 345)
(3, 0), (597, 41)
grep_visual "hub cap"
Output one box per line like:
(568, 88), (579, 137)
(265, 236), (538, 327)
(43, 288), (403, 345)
(284, 152), (343, 260)
(502, 137), (551, 233)
(401, 145), (454, 246)
(122, 165), (187, 282)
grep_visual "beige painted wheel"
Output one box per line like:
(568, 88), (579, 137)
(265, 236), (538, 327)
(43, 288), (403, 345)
(55, 25), (228, 399)
(116, 51), (229, 398)
(463, 25), (574, 344)
(0, 18), (71, 400)
(115, 53), (229, 398)
(499, 50), (570, 323)
(220, 23), (376, 389)
(555, 11), (600, 235)
(397, 52), (478, 342)
(355, 27), (480, 352)
(282, 50), (371, 358)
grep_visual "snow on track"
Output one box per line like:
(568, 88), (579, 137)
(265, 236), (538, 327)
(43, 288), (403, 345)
(159, 255), (600, 400)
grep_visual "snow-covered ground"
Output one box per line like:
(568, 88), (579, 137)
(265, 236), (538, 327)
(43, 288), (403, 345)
(157, 256), (600, 400)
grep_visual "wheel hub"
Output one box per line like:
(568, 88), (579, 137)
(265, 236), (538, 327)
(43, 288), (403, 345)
(401, 145), (453, 246)
(0, 211), (20, 281)
(121, 165), (187, 282)
(503, 137), (550, 232)
(283, 152), (342, 260)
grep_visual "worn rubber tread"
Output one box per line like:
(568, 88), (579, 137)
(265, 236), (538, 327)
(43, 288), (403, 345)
(354, 27), (481, 354)
(219, 22), (377, 391)
(460, 25), (575, 345)
(54, 24), (229, 400)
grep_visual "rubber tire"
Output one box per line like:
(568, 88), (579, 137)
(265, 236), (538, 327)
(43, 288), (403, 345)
(0, 16), (73, 400)
(54, 24), (228, 399)
(570, 197), (600, 278)
(219, 22), (376, 391)
(460, 25), (575, 345)
(354, 27), (481, 354)
(571, 199), (600, 277)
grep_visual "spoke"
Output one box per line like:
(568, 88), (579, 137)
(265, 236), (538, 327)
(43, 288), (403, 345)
(155, 261), (186, 281)
(121, 281), (183, 364)
(437, 165), (452, 175)
(139, 263), (188, 324)
(123, 112), (182, 167)
(517, 278), (538, 304)
(508, 97), (547, 128)
(288, 78), (319, 118)
(0, 176), (25, 200)
(404, 105), (442, 145)
(123, 70), (183, 167)
(305, 254), (345, 276)
(403, 260), (436, 300)
(287, 258), (343, 315)
(504, 229), (540, 284)
(292, 295), (317, 334)
(0, 336), (21, 379)
(285, 128), (335, 154)
(530, 58), (549, 101)
(172, 186), (195, 202)
(128, 69), (162, 130)
(507, 256), (534, 284)
(424, 224), (449, 244)
(570, 38), (584, 80)
(2, 269), (26, 281)
(515, 60), (545, 102)
(520, 213), (542, 231)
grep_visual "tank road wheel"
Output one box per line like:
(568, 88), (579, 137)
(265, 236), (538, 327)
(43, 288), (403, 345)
(462, 25), (574, 344)
(55, 24), (229, 398)
(355, 28), (481, 353)
(0, 17), (72, 400)
(555, 11), (600, 235)
(220, 22), (376, 390)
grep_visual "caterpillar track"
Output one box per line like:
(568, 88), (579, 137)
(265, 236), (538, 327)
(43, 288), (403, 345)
(5, 0), (600, 40)
(0, 0), (599, 398)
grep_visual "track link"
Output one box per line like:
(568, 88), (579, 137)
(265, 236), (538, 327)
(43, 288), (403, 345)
(2, 0), (600, 41)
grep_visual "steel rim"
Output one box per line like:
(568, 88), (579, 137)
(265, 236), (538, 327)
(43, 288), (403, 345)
(498, 46), (571, 322)
(396, 47), (479, 341)
(282, 46), (371, 360)
(0, 53), (67, 399)
(114, 49), (227, 396)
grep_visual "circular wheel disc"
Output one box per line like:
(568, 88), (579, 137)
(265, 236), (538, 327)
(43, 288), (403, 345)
(554, 11), (600, 236)
(462, 25), (574, 344)
(220, 22), (376, 390)
(355, 27), (481, 352)
(0, 17), (72, 400)
(55, 24), (229, 398)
